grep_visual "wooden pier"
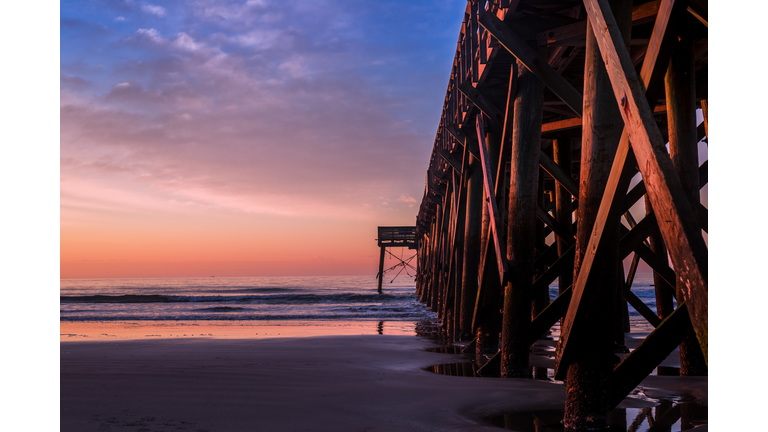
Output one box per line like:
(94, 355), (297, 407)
(412, 0), (707, 428)
(376, 226), (418, 293)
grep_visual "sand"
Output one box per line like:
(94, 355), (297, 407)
(60, 322), (708, 431)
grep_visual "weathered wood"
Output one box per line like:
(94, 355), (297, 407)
(529, 285), (571, 345)
(561, 2), (632, 426)
(377, 246), (386, 293)
(473, 198), (503, 355)
(479, 13), (584, 117)
(438, 149), (463, 173)
(446, 123), (482, 162)
(536, 206), (573, 247)
(459, 122), (486, 340)
(583, 0), (708, 361)
(501, 53), (544, 377)
(457, 81), (505, 128)
(609, 303), (695, 408)
(476, 115), (509, 284)
(541, 117), (582, 134)
(666, 25), (707, 376)
(552, 137), (574, 297)
(535, 0), (661, 47)
(687, 0), (707, 27)
(539, 152), (580, 199)
(496, 63), (517, 218)
(624, 284), (662, 328)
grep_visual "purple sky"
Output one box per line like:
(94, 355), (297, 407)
(60, 0), (468, 277)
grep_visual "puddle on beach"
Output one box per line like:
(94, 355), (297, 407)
(424, 346), (465, 354)
(484, 395), (707, 431)
(425, 362), (558, 382)
(422, 343), (705, 430)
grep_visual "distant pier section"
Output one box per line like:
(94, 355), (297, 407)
(376, 226), (418, 293)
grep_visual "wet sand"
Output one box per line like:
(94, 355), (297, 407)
(60, 322), (707, 431)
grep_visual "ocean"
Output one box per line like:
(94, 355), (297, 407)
(60, 272), (665, 329)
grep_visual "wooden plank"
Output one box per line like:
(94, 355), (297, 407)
(687, 0), (707, 27)
(536, 206), (574, 246)
(583, 0), (707, 361)
(531, 243), (575, 297)
(633, 242), (676, 288)
(554, 0), (687, 374)
(479, 13), (583, 117)
(624, 286), (662, 328)
(554, 131), (638, 379)
(438, 149), (463, 173)
(529, 285), (571, 345)
(535, 0), (661, 47)
(539, 152), (580, 198)
(609, 303), (695, 408)
(457, 81), (505, 128)
(618, 213), (657, 258)
(624, 159), (707, 220)
(445, 123), (482, 161)
(541, 117), (581, 133)
(476, 115), (509, 284)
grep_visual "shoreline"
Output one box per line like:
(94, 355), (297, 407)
(60, 319), (427, 342)
(60, 321), (707, 431)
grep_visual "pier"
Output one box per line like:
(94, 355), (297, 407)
(412, 0), (707, 428)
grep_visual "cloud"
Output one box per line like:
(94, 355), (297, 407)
(140, 4), (166, 17)
(135, 27), (164, 44)
(61, 0), (465, 226)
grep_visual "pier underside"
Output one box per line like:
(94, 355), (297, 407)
(413, 0), (707, 428)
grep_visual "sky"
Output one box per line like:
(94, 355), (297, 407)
(60, 0), (468, 278)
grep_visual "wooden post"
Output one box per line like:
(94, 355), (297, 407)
(665, 25), (707, 376)
(500, 51), (544, 378)
(531, 168), (550, 319)
(563, 0), (632, 428)
(377, 246), (385, 294)
(647, 197), (675, 319)
(459, 123), (485, 340)
(552, 136), (573, 298)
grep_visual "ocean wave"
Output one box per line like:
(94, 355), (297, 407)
(59, 311), (435, 321)
(192, 306), (251, 312)
(60, 293), (417, 304)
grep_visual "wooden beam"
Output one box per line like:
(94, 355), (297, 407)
(438, 149), (463, 173)
(687, 0), (707, 27)
(583, 0), (707, 361)
(541, 117), (581, 133)
(535, 0), (661, 47)
(476, 115), (509, 284)
(623, 286), (662, 328)
(529, 285), (572, 345)
(536, 206), (574, 246)
(609, 303), (695, 408)
(539, 152), (580, 198)
(445, 123), (482, 161)
(457, 81), (505, 128)
(479, 13), (583, 117)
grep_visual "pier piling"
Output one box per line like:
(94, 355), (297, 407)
(410, 0), (707, 427)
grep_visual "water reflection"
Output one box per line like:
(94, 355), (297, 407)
(484, 397), (707, 431)
(424, 362), (561, 382)
(424, 346), (465, 354)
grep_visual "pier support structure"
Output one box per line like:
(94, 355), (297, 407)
(376, 227), (417, 294)
(414, 0), (707, 427)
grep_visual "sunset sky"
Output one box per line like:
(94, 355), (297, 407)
(60, 0), (468, 278)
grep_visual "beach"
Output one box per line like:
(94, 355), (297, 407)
(60, 321), (707, 432)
